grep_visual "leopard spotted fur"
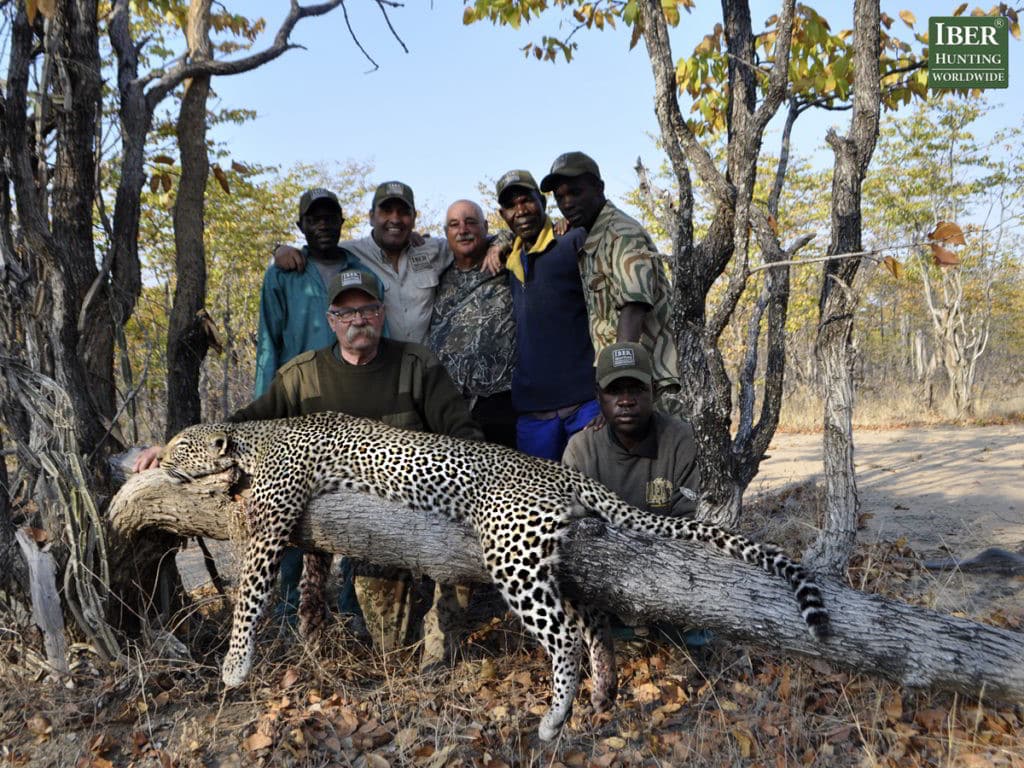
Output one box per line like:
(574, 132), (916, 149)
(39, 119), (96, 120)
(160, 412), (829, 741)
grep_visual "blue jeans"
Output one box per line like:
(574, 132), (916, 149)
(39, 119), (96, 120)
(516, 399), (600, 461)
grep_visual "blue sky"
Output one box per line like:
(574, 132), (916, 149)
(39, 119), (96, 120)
(209, 1), (1023, 232)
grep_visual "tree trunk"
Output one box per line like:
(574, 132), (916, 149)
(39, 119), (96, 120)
(806, 0), (881, 577)
(166, 0), (213, 438)
(637, 0), (797, 528)
(108, 472), (1024, 703)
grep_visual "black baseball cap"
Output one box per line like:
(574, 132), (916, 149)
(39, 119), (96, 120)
(371, 181), (415, 211)
(299, 188), (342, 218)
(596, 342), (653, 388)
(327, 270), (382, 305)
(496, 169), (541, 206)
(540, 151), (602, 192)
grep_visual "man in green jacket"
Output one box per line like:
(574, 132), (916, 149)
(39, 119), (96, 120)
(135, 269), (482, 662)
(563, 342), (698, 517)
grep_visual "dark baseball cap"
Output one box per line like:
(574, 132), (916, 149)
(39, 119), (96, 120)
(327, 270), (382, 305)
(540, 151), (602, 192)
(496, 169), (541, 206)
(299, 188), (342, 218)
(596, 342), (653, 388)
(371, 181), (415, 211)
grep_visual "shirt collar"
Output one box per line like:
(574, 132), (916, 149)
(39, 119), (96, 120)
(606, 414), (659, 459)
(582, 200), (618, 255)
(507, 216), (555, 284)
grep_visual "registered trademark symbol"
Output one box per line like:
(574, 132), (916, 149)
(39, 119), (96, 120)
(994, 17), (1006, 28)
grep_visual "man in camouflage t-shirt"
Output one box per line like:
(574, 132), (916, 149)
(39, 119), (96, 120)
(540, 152), (682, 417)
(428, 200), (516, 448)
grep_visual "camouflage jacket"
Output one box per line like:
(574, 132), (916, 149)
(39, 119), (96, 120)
(580, 201), (679, 387)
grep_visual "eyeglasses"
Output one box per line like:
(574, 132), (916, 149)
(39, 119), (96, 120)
(327, 304), (383, 324)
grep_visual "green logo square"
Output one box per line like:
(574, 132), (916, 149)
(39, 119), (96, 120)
(928, 16), (1009, 89)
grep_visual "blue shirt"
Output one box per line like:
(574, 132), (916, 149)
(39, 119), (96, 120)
(508, 221), (595, 412)
(254, 246), (384, 396)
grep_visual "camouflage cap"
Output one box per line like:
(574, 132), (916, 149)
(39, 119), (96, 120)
(540, 151), (602, 192)
(496, 169), (540, 206)
(371, 180), (415, 211)
(327, 269), (382, 305)
(299, 188), (342, 218)
(596, 342), (653, 389)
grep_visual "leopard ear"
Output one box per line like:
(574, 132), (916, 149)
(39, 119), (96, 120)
(206, 431), (231, 458)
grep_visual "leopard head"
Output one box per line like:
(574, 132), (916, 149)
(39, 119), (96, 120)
(161, 424), (238, 483)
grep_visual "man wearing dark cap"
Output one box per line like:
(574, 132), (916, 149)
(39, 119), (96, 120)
(135, 269), (482, 661)
(540, 153), (682, 417)
(275, 181), (451, 345)
(256, 188), (385, 397)
(496, 169), (597, 460)
(563, 342), (699, 518)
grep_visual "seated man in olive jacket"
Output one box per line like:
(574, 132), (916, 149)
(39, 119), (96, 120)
(562, 342), (698, 518)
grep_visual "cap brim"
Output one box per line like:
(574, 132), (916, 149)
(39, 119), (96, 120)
(328, 286), (380, 305)
(539, 173), (565, 193)
(597, 370), (652, 389)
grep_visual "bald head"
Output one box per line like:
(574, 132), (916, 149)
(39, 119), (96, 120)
(445, 199), (489, 266)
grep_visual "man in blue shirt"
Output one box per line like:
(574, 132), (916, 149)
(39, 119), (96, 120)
(496, 170), (597, 460)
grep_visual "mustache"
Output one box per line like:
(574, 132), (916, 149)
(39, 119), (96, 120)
(345, 324), (381, 343)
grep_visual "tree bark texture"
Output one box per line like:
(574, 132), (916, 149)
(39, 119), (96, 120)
(808, 0), (881, 576)
(638, 0), (797, 528)
(108, 472), (1024, 704)
(166, 0), (213, 438)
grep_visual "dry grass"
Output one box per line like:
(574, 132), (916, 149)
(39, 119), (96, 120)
(777, 383), (1024, 433)
(3, 486), (1024, 767)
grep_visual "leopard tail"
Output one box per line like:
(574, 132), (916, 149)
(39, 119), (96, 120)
(571, 474), (831, 640)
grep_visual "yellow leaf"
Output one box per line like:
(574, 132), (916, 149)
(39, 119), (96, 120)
(928, 220), (966, 245)
(899, 10), (916, 27)
(25, 0), (37, 25)
(883, 256), (903, 279)
(731, 726), (754, 758)
(603, 736), (627, 749)
(1011, 21), (1020, 40)
(953, 2), (968, 15)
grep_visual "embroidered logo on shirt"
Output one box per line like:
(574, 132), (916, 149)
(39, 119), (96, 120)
(646, 477), (673, 509)
(409, 251), (432, 271)
(611, 347), (637, 368)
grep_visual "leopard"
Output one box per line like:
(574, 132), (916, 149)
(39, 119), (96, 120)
(159, 411), (830, 741)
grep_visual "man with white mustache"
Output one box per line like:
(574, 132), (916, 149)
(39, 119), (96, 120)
(274, 181), (450, 345)
(428, 199), (516, 450)
(134, 270), (481, 656)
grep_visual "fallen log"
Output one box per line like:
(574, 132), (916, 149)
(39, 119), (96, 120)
(108, 470), (1024, 702)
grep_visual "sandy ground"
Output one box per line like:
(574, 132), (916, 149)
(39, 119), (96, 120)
(750, 422), (1024, 559)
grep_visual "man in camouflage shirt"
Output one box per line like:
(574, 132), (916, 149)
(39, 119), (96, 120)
(540, 152), (682, 417)
(428, 200), (516, 449)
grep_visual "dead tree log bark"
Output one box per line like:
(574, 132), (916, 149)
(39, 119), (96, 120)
(108, 472), (1024, 703)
